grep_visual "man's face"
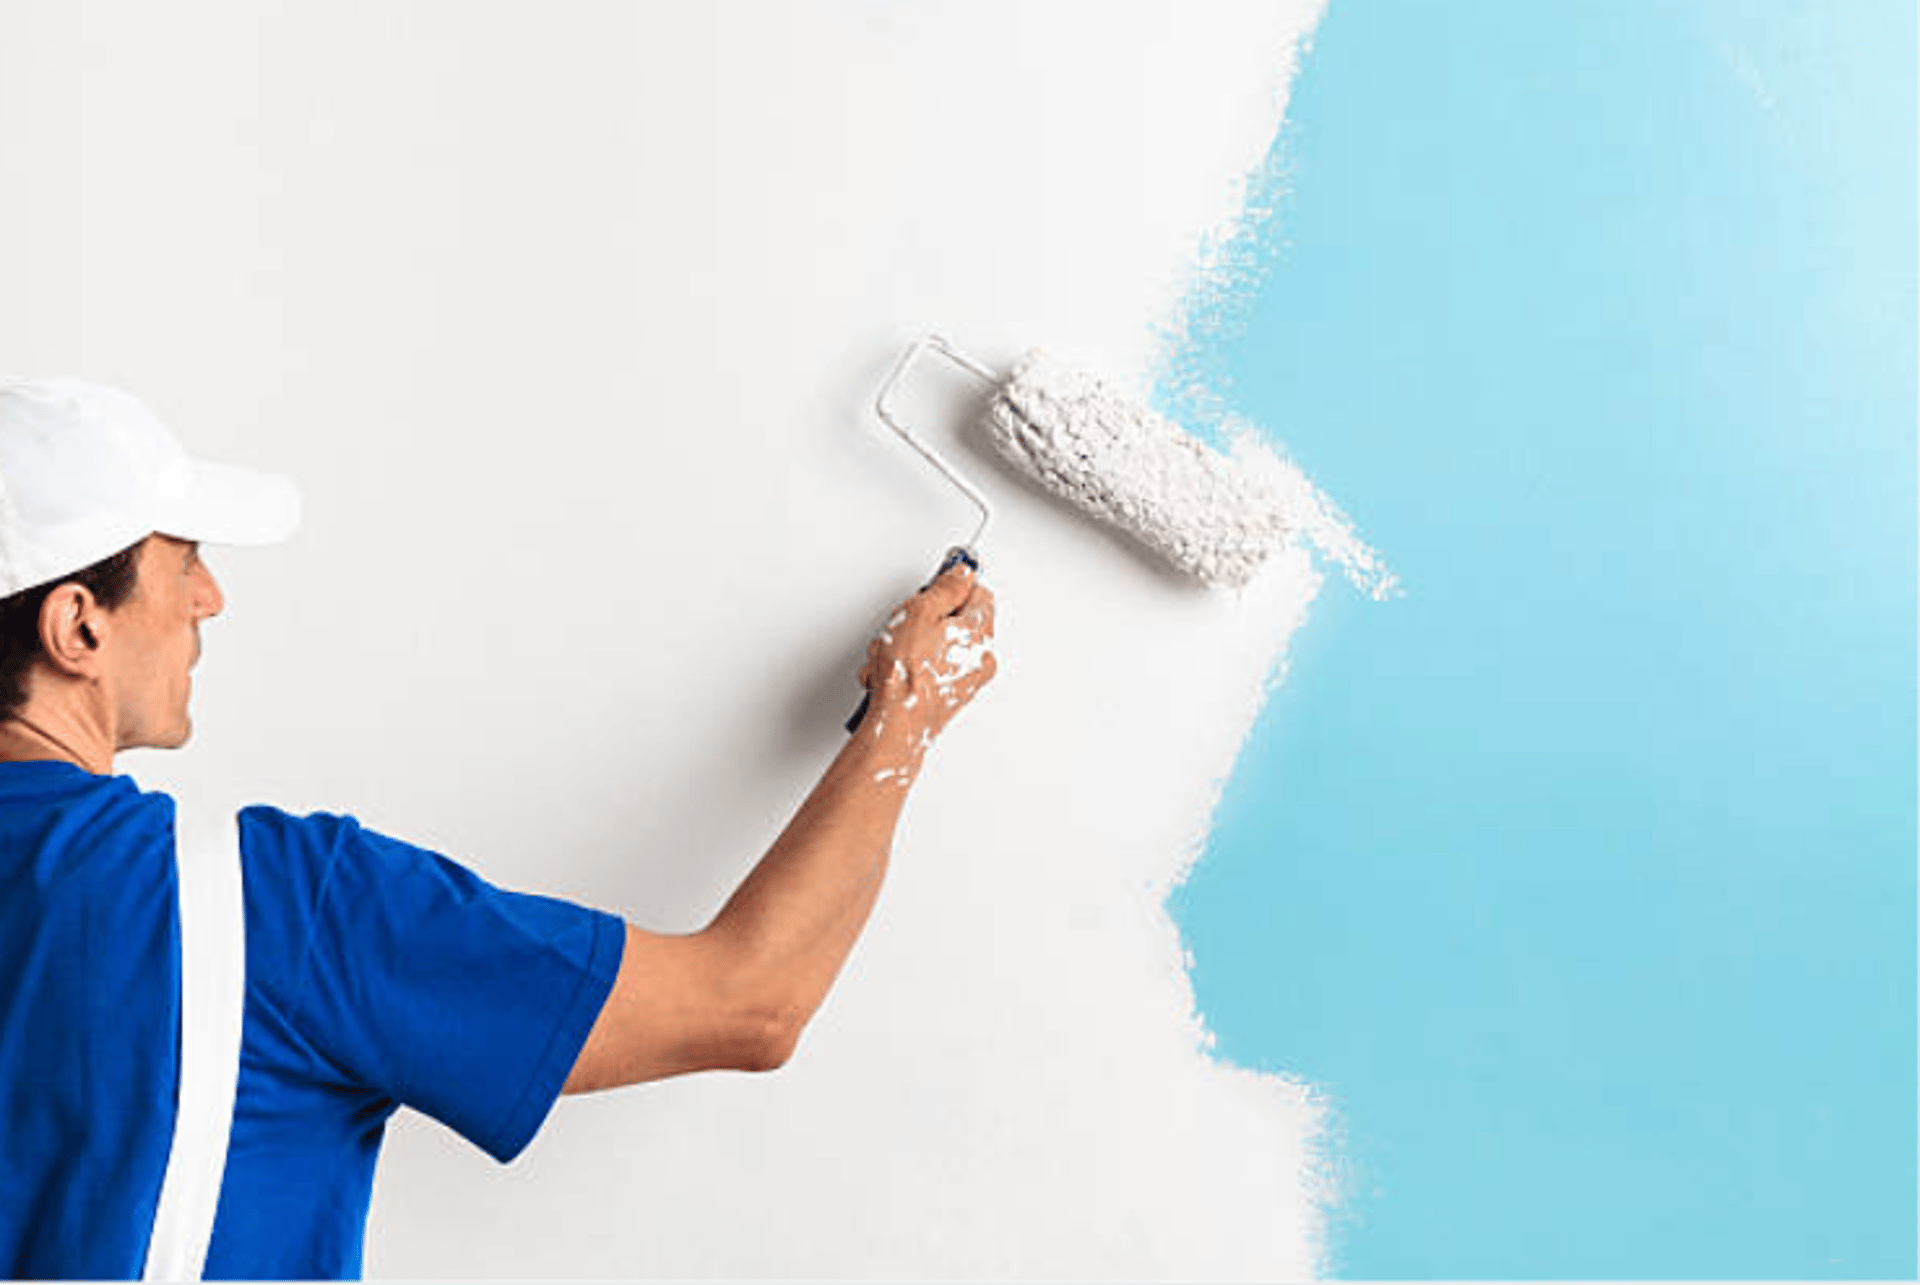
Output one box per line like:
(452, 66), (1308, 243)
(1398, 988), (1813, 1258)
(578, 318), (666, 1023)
(105, 534), (225, 751)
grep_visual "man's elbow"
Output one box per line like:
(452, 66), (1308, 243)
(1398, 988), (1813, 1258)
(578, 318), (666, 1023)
(738, 1006), (806, 1073)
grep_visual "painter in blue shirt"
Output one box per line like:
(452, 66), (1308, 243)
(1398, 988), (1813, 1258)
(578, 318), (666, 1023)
(0, 377), (997, 1278)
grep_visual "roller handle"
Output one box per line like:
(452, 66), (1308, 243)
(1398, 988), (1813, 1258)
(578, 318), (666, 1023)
(846, 545), (981, 734)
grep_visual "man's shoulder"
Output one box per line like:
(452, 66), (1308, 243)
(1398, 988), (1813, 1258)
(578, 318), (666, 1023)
(0, 762), (170, 883)
(235, 801), (358, 850)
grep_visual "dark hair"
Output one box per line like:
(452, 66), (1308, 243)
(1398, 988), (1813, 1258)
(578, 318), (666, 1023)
(0, 541), (145, 720)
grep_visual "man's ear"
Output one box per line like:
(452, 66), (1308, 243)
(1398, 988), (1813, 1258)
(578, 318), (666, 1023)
(38, 585), (107, 677)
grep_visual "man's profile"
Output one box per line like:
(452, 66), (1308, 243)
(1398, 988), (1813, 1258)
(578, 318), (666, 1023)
(0, 375), (995, 1278)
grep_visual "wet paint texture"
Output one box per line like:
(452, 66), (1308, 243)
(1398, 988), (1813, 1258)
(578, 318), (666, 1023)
(1167, 0), (1917, 1277)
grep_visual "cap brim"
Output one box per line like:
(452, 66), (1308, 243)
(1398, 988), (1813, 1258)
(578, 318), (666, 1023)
(153, 458), (302, 547)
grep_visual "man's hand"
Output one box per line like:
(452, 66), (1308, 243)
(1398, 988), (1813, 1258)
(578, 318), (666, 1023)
(855, 560), (997, 760)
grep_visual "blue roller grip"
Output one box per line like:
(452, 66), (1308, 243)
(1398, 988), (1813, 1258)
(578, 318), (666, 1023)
(846, 545), (981, 734)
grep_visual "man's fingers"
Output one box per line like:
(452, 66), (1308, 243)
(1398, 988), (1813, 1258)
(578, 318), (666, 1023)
(908, 559), (978, 619)
(944, 647), (997, 706)
(960, 583), (995, 633)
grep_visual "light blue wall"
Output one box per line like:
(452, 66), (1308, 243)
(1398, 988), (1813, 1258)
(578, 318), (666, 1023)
(1165, 1), (1917, 1276)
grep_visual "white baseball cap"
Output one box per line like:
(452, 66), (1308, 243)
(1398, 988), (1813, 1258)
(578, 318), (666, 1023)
(0, 376), (300, 597)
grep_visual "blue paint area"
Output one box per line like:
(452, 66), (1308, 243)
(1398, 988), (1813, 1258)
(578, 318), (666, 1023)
(1163, 1), (1916, 1277)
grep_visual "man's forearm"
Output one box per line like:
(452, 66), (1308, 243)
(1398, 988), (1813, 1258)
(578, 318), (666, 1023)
(704, 701), (929, 1047)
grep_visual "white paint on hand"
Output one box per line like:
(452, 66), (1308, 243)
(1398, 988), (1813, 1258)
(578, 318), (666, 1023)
(938, 621), (990, 685)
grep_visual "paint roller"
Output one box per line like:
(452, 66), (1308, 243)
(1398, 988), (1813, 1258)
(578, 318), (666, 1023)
(847, 333), (1292, 731)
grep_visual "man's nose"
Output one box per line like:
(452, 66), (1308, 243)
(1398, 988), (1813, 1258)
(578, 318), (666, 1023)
(195, 566), (225, 619)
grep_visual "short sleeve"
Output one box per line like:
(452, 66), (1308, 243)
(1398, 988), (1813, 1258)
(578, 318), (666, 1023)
(247, 808), (624, 1163)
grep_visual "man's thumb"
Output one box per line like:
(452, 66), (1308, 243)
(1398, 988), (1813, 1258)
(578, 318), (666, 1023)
(926, 557), (977, 612)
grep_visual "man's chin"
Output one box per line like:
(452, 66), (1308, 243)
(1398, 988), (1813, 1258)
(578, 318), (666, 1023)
(115, 717), (193, 756)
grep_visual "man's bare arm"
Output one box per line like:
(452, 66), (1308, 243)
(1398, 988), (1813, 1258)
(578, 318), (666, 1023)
(563, 562), (995, 1093)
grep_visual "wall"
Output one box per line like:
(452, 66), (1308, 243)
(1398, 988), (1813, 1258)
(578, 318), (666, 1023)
(0, 2), (1334, 1276)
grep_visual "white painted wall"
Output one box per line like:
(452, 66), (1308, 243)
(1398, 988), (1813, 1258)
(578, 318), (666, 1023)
(0, 2), (1329, 1275)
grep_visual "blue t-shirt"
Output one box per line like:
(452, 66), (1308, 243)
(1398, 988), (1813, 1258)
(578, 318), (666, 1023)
(0, 760), (625, 1278)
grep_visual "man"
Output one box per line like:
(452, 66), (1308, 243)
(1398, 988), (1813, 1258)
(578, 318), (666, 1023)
(0, 376), (995, 1278)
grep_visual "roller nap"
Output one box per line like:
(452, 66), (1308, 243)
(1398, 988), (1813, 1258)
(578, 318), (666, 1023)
(981, 349), (1291, 588)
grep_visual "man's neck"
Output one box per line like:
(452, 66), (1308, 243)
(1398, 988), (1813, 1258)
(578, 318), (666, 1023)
(0, 710), (113, 774)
